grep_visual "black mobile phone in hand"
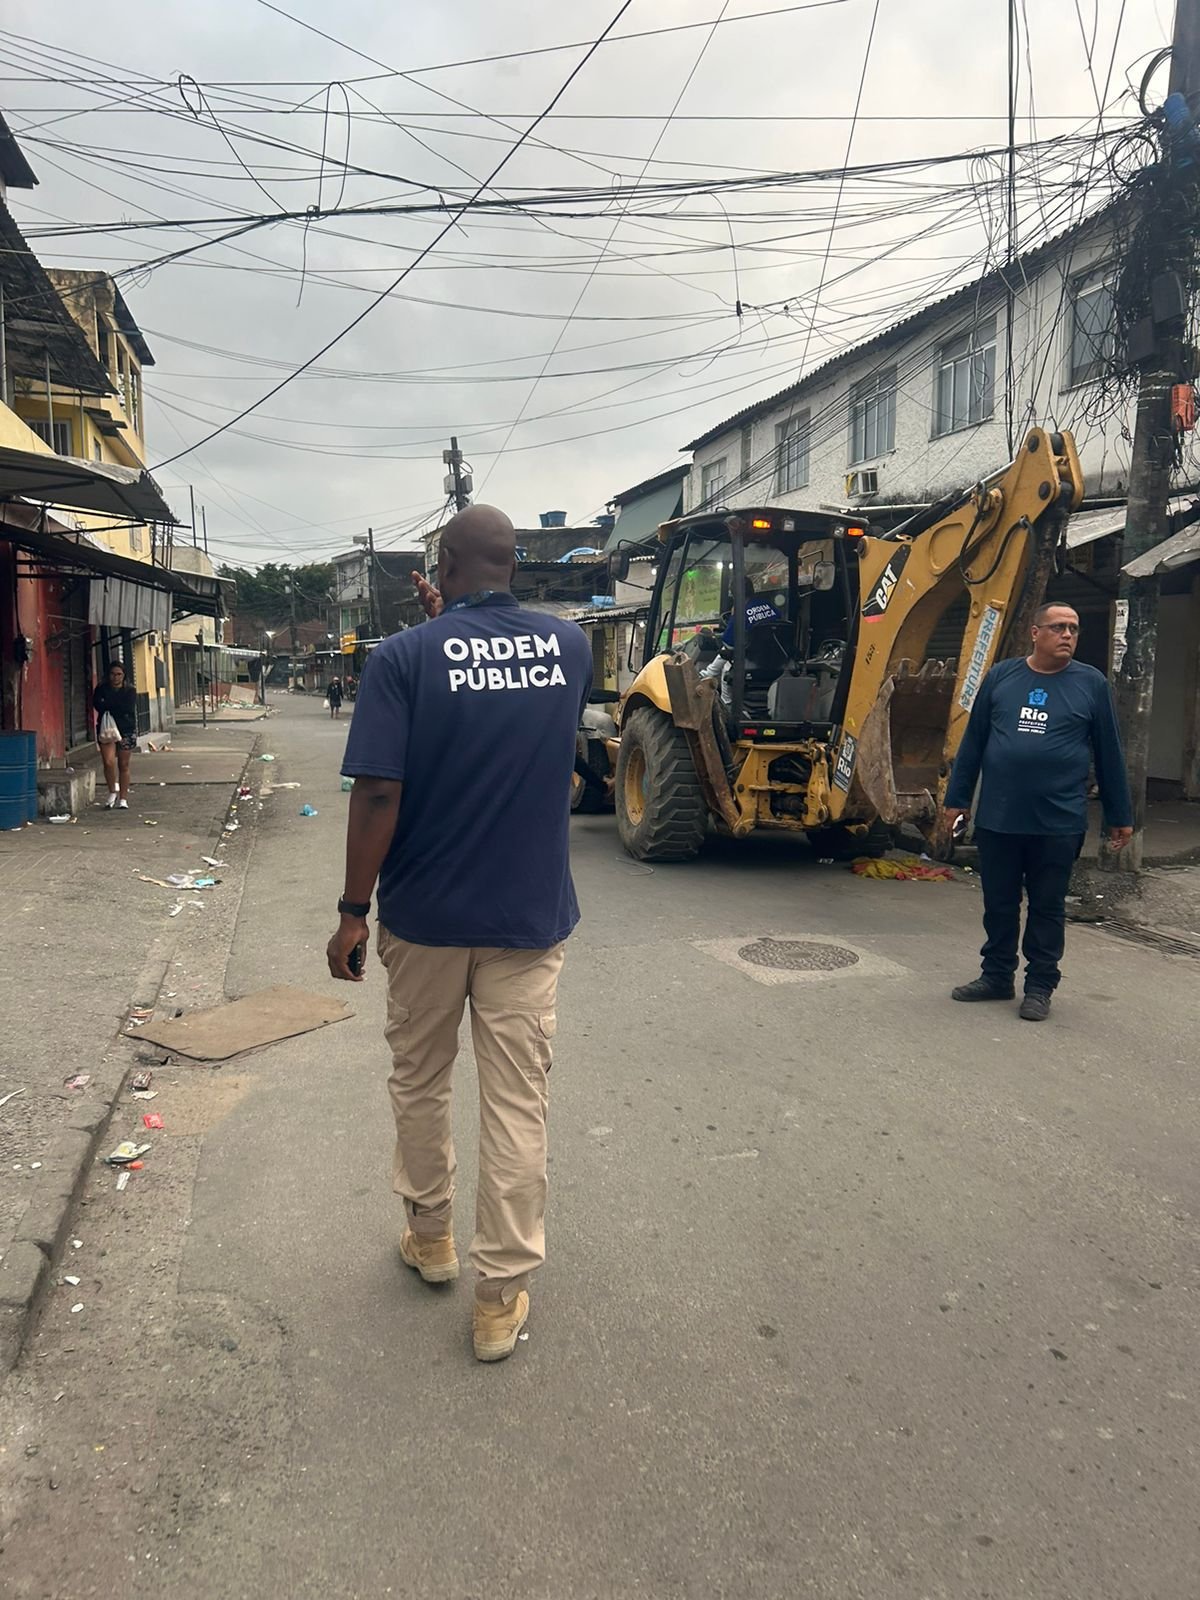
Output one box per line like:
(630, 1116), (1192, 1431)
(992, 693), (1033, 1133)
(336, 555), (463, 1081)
(348, 941), (366, 977)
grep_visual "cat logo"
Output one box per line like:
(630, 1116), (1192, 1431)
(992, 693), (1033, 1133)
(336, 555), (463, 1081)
(861, 545), (911, 621)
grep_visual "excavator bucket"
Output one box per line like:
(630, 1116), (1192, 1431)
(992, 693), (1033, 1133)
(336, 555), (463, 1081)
(855, 658), (958, 828)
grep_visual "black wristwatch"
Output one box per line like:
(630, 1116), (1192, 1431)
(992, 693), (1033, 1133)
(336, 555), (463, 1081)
(338, 897), (371, 918)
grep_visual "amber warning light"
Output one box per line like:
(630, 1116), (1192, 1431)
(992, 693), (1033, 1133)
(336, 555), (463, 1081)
(750, 518), (772, 530)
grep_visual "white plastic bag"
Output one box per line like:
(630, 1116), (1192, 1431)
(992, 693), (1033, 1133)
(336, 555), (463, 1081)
(322, 698), (330, 710)
(98, 711), (121, 744)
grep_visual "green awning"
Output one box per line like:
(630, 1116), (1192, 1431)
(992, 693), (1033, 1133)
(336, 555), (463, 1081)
(603, 479), (683, 554)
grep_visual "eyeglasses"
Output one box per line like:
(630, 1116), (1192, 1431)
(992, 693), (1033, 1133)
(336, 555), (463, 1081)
(1036, 621), (1079, 635)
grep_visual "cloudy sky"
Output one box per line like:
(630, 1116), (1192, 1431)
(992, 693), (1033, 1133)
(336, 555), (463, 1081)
(2, 0), (1170, 566)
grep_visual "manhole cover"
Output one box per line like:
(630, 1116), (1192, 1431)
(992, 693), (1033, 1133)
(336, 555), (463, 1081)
(736, 938), (859, 972)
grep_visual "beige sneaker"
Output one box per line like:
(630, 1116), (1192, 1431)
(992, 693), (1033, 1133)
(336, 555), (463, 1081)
(473, 1291), (529, 1362)
(399, 1228), (459, 1284)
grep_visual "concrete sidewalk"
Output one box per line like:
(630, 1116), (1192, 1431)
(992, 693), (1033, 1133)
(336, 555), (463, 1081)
(175, 703), (267, 725)
(0, 723), (261, 1366)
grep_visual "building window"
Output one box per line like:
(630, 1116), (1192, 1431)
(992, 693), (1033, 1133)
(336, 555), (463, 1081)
(850, 366), (896, 464)
(700, 456), (728, 506)
(1068, 274), (1116, 385)
(934, 318), (996, 436)
(28, 418), (72, 456)
(775, 410), (810, 493)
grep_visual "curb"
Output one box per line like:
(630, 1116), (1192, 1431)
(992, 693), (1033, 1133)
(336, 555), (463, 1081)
(0, 949), (171, 1375)
(0, 741), (260, 1375)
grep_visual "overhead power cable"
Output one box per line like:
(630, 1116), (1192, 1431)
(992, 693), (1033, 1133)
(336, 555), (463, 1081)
(150, 0), (640, 470)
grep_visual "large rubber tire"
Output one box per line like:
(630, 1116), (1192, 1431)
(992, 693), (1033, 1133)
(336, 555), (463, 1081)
(616, 708), (707, 862)
(806, 818), (893, 861)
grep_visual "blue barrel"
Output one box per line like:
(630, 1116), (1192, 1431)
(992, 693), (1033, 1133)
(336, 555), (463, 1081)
(0, 730), (33, 829)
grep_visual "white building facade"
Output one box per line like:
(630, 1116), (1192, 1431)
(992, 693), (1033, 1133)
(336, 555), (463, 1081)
(684, 216), (1129, 519)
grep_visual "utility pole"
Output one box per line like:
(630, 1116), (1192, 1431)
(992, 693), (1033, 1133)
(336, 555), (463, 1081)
(353, 529), (381, 636)
(201, 505), (209, 557)
(189, 485), (198, 548)
(1103, 0), (1200, 875)
(443, 436), (472, 511)
(285, 575), (298, 653)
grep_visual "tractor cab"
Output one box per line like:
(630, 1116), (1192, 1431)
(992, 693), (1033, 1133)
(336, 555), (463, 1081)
(641, 507), (869, 741)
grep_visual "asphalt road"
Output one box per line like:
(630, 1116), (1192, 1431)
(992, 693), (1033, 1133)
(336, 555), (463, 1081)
(2, 695), (1198, 1600)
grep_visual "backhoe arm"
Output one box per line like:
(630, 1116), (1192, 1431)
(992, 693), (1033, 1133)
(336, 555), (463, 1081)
(844, 428), (1084, 847)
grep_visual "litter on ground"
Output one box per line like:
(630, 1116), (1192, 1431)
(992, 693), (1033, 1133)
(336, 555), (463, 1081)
(852, 855), (955, 882)
(133, 984), (352, 1062)
(104, 1141), (151, 1167)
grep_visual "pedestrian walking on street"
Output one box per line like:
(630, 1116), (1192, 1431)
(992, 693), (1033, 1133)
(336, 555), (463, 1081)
(327, 677), (344, 719)
(93, 660), (138, 810)
(944, 602), (1133, 1021)
(327, 504), (592, 1361)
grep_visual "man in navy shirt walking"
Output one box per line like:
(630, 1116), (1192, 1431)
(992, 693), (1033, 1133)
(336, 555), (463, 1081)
(327, 505), (592, 1360)
(944, 602), (1133, 1021)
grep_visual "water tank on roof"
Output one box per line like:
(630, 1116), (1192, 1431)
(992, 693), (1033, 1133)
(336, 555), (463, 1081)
(539, 510), (568, 527)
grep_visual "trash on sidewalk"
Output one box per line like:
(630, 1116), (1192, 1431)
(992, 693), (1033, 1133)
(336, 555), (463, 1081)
(125, 1006), (154, 1031)
(201, 856), (228, 868)
(143, 819), (158, 827)
(142, 1113), (164, 1129)
(104, 1141), (151, 1166)
(851, 855), (955, 882)
(70, 1303), (83, 1314)
(63, 1275), (80, 1287)
(116, 1170), (131, 1191)
(259, 754), (276, 762)
(130, 1089), (157, 1100)
(262, 782), (300, 792)
(0, 1087), (27, 1110)
(133, 984), (353, 1062)
(130, 1071), (153, 1092)
(169, 903), (183, 917)
(341, 777), (354, 791)
(47, 815), (72, 825)
(63, 1074), (91, 1090)
(71, 1238), (81, 1249)
(299, 804), (319, 817)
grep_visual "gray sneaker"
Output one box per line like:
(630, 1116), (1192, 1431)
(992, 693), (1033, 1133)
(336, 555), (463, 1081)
(1019, 991), (1052, 1021)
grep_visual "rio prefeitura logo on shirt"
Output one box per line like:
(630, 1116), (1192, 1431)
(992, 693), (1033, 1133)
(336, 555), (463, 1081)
(442, 631), (568, 693)
(1018, 686), (1050, 734)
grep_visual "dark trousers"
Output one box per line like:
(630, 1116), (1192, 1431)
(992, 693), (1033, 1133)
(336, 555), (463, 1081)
(974, 829), (1084, 994)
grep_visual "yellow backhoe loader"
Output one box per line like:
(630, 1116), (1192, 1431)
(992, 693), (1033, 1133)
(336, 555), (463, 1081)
(611, 427), (1084, 862)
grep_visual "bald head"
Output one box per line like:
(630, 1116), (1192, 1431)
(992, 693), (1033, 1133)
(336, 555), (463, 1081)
(437, 504), (517, 603)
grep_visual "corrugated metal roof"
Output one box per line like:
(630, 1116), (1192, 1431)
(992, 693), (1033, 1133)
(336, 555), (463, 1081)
(1122, 505), (1200, 577)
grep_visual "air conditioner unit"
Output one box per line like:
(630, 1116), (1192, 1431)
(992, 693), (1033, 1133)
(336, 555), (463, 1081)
(845, 468), (879, 497)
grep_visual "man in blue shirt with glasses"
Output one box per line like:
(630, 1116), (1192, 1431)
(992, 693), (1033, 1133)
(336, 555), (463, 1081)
(944, 602), (1132, 1022)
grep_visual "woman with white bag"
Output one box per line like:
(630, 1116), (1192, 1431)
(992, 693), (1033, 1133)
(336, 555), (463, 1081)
(93, 660), (138, 809)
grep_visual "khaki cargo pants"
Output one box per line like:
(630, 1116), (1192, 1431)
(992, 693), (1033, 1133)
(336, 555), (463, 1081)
(377, 926), (564, 1302)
